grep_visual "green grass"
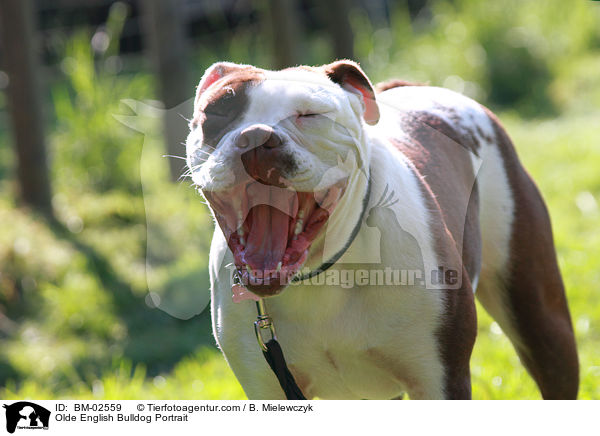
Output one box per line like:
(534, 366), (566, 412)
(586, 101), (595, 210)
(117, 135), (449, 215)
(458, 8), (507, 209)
(1, 349), (244, 400)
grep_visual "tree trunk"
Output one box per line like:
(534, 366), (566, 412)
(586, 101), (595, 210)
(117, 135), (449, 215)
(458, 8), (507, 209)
(0, 0), (53, 215)
(265, 0), (303, 69)
(140, 0), (191, 181)
(407, 0), (429, 22)
(323, 0), (355, 60)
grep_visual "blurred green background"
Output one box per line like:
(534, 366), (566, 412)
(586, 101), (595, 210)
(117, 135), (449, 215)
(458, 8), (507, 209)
(0, 0), (598, 400)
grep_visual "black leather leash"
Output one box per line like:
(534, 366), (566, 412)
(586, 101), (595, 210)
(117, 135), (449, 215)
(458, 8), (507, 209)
(254, 300), (306, 400)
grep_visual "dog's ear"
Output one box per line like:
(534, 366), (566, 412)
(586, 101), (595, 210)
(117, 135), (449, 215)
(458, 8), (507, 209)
(322, 60), (380, 125)
(195, 62), (252, 107)
(197, 62), (238, 94)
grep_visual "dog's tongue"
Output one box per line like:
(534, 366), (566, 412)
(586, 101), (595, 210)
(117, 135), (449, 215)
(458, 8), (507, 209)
(245, 205), (289, 272)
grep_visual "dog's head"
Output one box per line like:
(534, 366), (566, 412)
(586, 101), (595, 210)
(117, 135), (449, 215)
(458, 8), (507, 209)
(187, 60), (379, 296)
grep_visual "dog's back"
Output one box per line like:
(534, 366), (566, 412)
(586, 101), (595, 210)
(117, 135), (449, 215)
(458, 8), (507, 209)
(375, 84), (579, 399)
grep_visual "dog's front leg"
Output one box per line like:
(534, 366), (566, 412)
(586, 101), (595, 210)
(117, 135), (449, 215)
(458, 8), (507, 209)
(434, 285), (478, 400)
(385, 286), (476, 400)
(223, 348), (288, 400)
(213, 301), (289, 399)
(210, 271), (288, 399)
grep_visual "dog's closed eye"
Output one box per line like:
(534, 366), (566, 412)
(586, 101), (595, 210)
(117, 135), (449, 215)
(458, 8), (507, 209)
(204, 110), (232, 119)
(295, 112), (331, 124)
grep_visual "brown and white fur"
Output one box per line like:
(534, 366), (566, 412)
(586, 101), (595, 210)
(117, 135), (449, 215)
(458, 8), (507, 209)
(186, 61), (578, 399)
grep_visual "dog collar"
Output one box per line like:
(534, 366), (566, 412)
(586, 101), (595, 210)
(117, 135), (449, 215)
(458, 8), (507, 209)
(291, 174), (372, 283)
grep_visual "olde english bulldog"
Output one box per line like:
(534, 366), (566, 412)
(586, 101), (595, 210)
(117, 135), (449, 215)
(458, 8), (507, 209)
(186, 60), (578, 399)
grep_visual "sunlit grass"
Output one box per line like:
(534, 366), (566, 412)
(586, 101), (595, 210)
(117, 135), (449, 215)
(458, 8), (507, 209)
(1, 349), (245, 400)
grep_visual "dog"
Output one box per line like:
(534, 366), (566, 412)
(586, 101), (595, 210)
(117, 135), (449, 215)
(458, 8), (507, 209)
(186, 60), (579, 399)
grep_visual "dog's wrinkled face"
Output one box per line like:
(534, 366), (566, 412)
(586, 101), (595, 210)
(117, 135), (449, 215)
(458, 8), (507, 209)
(186, 61), (379, 296)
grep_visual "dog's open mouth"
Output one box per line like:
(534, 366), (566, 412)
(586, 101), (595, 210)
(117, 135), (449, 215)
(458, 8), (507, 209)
(204, 181), (345, 296)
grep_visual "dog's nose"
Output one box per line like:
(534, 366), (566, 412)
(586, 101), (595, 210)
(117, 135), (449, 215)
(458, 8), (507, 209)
(239, 124), (287, 187)
(236, 124), (281, 149)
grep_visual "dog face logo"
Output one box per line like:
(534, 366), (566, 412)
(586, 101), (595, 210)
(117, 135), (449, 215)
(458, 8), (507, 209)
(2, 402), (50, 433)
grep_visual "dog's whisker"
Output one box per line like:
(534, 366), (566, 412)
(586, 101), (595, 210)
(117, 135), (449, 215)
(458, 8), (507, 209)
(194, 150), (212, 156)
(178, 113), (192, 123)
(185, 163), (205, 173)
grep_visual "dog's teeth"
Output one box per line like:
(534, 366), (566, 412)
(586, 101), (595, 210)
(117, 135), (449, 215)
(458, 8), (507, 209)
(294, 219), (303, 236)
(298, 200), (315, 222)
(236, 211), (246, 245)
(276, 261), (282, 272)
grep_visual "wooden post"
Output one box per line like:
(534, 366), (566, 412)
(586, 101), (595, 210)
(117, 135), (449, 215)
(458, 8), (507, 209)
(0, 0), (53, 215)
(140, 0), (191, 181)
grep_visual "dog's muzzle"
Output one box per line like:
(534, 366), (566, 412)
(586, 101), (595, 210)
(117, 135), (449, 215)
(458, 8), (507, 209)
(202, 124), (346, 296)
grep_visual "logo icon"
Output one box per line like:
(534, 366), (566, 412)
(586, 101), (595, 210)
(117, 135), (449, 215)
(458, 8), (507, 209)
(2, 402), (50, 434)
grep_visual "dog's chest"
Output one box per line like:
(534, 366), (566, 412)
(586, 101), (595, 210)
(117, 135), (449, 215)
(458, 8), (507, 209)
(265, 284), (443, 399)
(211, 195), (445, 399)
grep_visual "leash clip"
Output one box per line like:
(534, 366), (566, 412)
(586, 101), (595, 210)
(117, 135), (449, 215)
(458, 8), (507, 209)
(252, 298), (307, 399)
(254, 299), (277, 352)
